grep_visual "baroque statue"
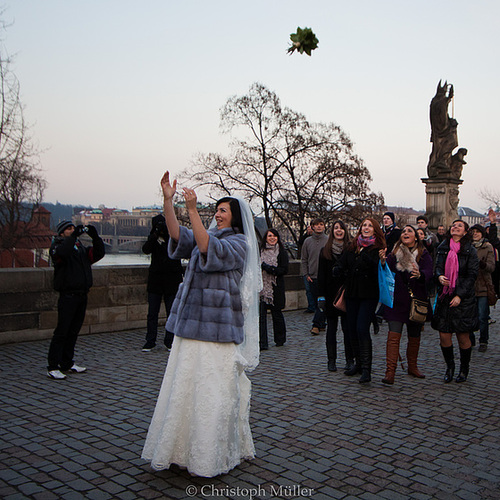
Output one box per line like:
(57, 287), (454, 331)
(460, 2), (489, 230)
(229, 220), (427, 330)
(427, 80), (465, 179)
(422, 80), (467, 231)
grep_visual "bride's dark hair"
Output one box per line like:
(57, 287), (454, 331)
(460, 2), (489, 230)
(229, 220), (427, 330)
(216, 197), (244, 234)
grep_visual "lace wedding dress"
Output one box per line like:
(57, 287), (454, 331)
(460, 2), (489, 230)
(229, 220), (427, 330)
(141, 336), (255, 477)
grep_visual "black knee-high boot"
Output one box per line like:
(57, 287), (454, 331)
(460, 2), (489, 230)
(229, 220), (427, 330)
(345, 334), (360, 376)
(456, 347), (471, 383)
(358, 337), (372, 384)
(441, 345), (455, 383)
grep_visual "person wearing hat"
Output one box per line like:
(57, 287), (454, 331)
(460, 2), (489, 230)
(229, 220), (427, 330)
(470, 223), (495, 352)
(381, 212), (401, 253)
(141, 214), (184, 352)
(47, 220), (105, 379)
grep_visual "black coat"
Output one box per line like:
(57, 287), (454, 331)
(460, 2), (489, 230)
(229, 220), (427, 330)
(317, 250), (345, 316)
(334, 245), (380, 300)
(142, 232), (183, 295)
(431, 239), (479, 333)
(50, 233), (105, 293)
(384, 227), (402, 253)
(260, 246), (289, 310)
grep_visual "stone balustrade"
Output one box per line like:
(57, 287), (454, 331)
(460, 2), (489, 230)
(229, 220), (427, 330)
(0, 261), (306, 345)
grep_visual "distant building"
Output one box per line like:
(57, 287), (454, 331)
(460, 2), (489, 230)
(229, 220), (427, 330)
(457, 207), (485, 227)
(73, 206), (163, 236)
(0, 206), (53, 268)
(384, 206), (425, 227)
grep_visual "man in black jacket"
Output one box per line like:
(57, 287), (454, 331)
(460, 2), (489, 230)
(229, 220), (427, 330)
(47, 220), (105, 379)
(141, 214), (183, 351)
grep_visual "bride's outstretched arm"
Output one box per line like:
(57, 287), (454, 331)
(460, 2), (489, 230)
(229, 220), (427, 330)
(183, 187), (209, 254)
(161, 171), (180, 241)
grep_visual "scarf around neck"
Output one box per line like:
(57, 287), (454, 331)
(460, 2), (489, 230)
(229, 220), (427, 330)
(442, 238), (460, 296)
(331, 240), (344, 256)
(472, 238), (484, 249)
(383, 223), (395, 234)
(357, 235), (376, 248)
(394, 244), (418, 273)
(260, 244), (279, 304)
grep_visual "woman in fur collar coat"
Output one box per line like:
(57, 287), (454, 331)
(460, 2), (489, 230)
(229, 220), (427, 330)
(380, 226), (433, 384)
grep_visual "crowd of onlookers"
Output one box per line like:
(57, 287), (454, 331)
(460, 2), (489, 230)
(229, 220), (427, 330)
(259, 210), (498, 386)
(44, 183), (499, 477)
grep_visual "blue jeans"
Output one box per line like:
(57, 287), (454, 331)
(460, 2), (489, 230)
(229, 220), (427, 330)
(476, 296), (489, 344)
(303, 276), (316, 312)
(309, 278), (326, 329)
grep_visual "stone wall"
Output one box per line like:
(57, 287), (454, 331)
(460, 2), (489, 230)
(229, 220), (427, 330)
(0, 261), (307, 345)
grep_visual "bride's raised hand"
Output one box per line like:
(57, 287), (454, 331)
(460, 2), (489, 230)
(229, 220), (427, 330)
(161, 171), (177, 200)
(182, 187), (198, 211)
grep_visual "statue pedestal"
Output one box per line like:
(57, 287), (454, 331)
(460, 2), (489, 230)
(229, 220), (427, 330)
(421, 177), (463, 230)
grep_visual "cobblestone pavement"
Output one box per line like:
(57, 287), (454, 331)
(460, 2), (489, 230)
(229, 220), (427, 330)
(1, 307), (499, 500)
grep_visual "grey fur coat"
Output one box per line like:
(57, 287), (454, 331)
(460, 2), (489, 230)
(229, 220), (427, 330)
(166, 226), (247, 344)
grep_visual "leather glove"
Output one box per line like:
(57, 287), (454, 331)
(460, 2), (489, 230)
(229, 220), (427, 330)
(73, 225), (85, 237)
(261, 262), (273, 273)
(86, 225), (99, 239)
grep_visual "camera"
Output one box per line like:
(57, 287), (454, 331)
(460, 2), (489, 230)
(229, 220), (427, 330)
(83, 226), (89, 233)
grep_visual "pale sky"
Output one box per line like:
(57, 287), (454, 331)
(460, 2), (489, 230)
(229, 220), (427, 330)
(4, 0), (499, 214)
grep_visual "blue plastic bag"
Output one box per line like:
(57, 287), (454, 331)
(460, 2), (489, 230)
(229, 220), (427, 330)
(378, 261), (395, 308)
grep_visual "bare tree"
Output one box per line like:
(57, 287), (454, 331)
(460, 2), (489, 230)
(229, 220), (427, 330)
(479, 188), (500, 211)
(182, 83), (383, 244)
(0, 18), (46, 262)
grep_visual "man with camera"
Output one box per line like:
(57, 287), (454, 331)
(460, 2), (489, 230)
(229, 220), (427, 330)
(47, 220), (105, 379)
(141, 214), (183, 352)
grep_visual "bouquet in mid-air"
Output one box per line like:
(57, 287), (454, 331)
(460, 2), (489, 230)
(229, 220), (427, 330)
(287, 27), (319, 56)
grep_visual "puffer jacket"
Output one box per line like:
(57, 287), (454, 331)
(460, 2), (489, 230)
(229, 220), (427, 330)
(431, 238), (479, 333)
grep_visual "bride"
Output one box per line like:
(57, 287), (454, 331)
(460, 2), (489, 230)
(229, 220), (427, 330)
(141, 171), (261, 477)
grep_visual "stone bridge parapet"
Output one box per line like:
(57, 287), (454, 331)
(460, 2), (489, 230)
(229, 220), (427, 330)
(0, 261), (306, 345)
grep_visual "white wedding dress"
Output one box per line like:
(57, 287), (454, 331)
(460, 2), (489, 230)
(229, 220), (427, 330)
(141, 336), (255, 477)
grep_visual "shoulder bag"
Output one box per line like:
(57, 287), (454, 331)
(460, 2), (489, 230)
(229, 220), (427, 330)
(408, 287), (429, 324)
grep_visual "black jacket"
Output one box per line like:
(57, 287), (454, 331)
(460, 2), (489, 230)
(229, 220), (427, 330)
(317, 250), (345, 316)
(334, 245), (380, 300)
(384, 227), (402, 253)
(432, 239), (479, 333)
(50, 233), (105, 293)
(142, 232), (184, 295)
(260, 246), (289, 310)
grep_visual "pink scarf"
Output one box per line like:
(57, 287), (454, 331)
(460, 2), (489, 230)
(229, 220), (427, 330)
(443, 238), (460, 296)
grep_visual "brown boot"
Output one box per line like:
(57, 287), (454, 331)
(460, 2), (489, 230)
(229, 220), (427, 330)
(382, 331), (401, 385)
(407, 336), (425, 378)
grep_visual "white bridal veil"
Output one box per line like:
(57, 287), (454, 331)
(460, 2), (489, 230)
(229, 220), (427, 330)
(210, 196), (262, 371)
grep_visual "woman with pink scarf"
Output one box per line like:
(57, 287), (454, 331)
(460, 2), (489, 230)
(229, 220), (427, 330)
(432, 220), (479, 383)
